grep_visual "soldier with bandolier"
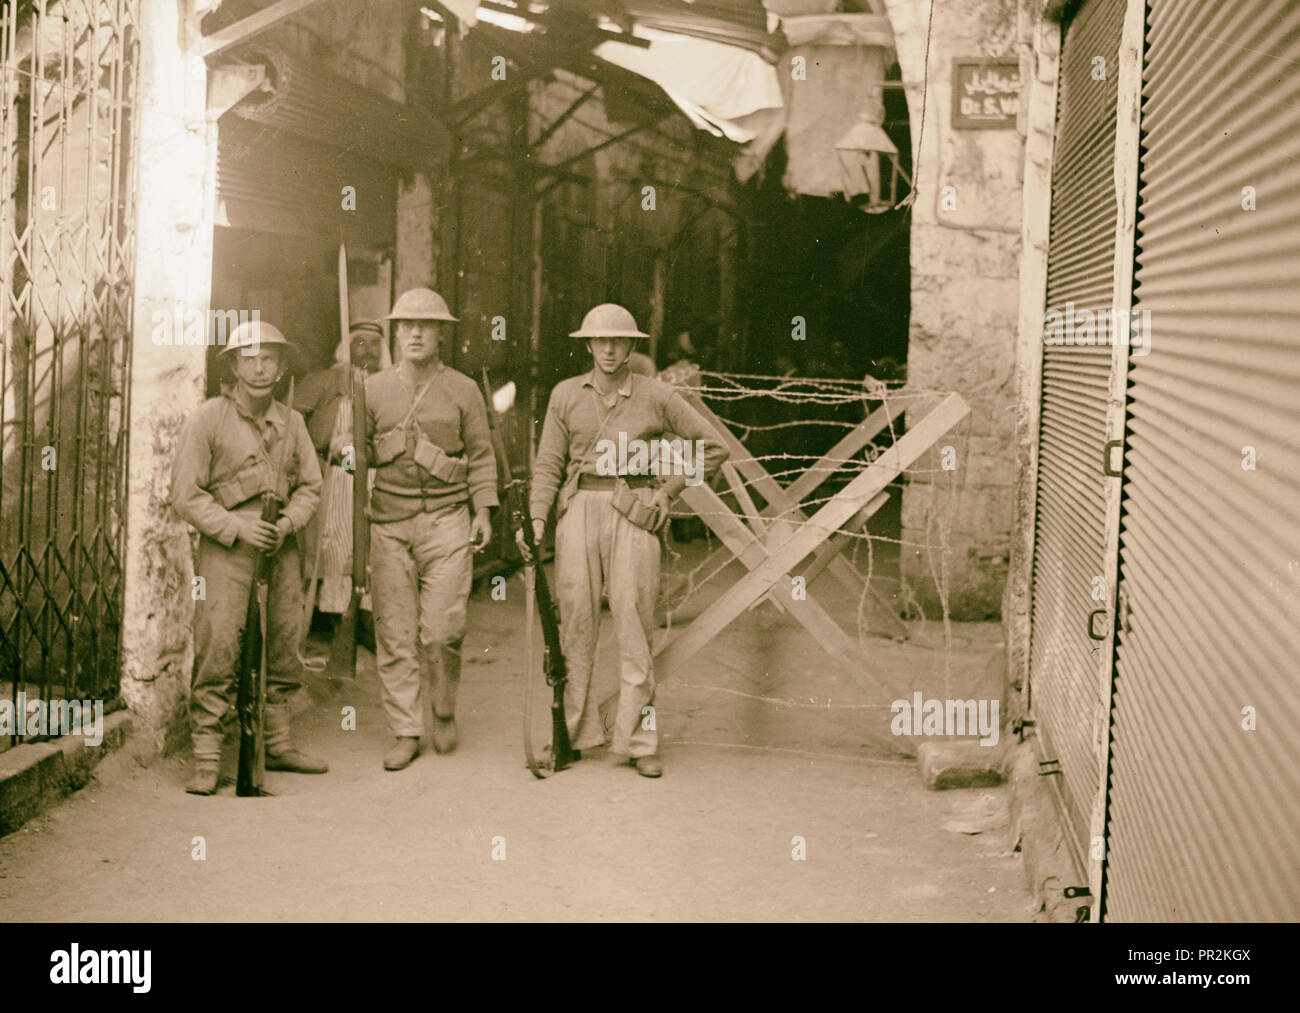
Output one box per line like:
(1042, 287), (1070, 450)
(522, 304), (728, 777)
(171, 321), (328, 795)
(362, 287), (499, 771)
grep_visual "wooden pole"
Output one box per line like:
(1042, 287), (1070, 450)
(528, 195), (544, 472)
(648, 251), (666, 367)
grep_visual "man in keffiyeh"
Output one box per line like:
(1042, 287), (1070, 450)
(295, 321), (387, 629)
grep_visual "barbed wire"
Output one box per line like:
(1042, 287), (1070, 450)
(657, 369), (966, 722)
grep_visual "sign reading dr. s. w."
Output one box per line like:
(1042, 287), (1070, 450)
(952, 59), (1021, 129)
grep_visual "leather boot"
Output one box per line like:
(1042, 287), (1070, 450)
(431, 714), (458, 754)
(384, 736), (420, 771)
(633, 755), (663, 778)
(429, 641), (462, 753)
(186, 760), (220, 795)
(264, 705), (329, 773)
(266, 748), (329, 774)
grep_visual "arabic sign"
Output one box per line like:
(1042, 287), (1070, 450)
(952, 59), (1021, 129)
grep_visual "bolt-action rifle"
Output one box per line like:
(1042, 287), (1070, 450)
(236, 376), (295, 797)
(480, 369), (574, 778)
(329, 243), (370, 677)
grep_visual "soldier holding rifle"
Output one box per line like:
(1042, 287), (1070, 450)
(521, 304), (728, 778)
(171, 321), (328, 795)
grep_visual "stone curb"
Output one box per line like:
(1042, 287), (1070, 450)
(0, 710), (133, 838)
(916, 735), (1088, 921)
(1005, 738), (1092, 922)
(917, 738), (1009, 790)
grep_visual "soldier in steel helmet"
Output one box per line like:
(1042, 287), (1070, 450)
(170, 320), (328, 795)
(359, 288), (499, 771)
(520, 304), (728, 777)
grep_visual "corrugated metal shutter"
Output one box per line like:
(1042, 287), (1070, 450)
(1104, 0), (1300, 921)
(216, 117), (395, 244)
(223, 46), (447, 169)
(1028, 0), (1126, 864)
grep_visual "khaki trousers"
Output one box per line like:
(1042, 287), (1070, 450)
(554, 490), (660, 758)
(370, 503), (471, 737)
(190, 535), (304, 762)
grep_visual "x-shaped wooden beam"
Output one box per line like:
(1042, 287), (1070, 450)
(653, 393), (970, 694)
(669, 391), (909, 630)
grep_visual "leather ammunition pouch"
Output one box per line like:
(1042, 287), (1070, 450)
(374, 425), (468, 484)
(211, 459), (275, 510)
(610, 479), (660, 532)
(373, 427), (405, 466)
(413, 438), (469, 483)
(577, 473), (657, 491)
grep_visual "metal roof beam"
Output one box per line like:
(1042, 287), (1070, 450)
(529, 84), (600, 151)
(201, 0), (334, 58)
(206, 61), (268, 117)
(452, 69), (552, 124)
(547, 119), (654, 175)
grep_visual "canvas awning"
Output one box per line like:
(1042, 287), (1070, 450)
(430, 2), (895, 196)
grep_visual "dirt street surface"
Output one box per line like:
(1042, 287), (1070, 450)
(0, 545), (1031, 922)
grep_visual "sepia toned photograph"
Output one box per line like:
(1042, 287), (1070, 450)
(0, 0), (1295, 969)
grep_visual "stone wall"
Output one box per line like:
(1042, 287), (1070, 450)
(884, 0), (1028, 620)
(396, 172), (438, 294)
(1006, 6), (1062, 697)
(119, 0), (217, 758)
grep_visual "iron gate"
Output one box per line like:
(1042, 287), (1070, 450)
(0, 0), (139, 744)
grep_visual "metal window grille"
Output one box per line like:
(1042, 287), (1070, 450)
(0, 0), (139, 745)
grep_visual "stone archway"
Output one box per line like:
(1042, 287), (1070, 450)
(881, 0), (932, 166)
